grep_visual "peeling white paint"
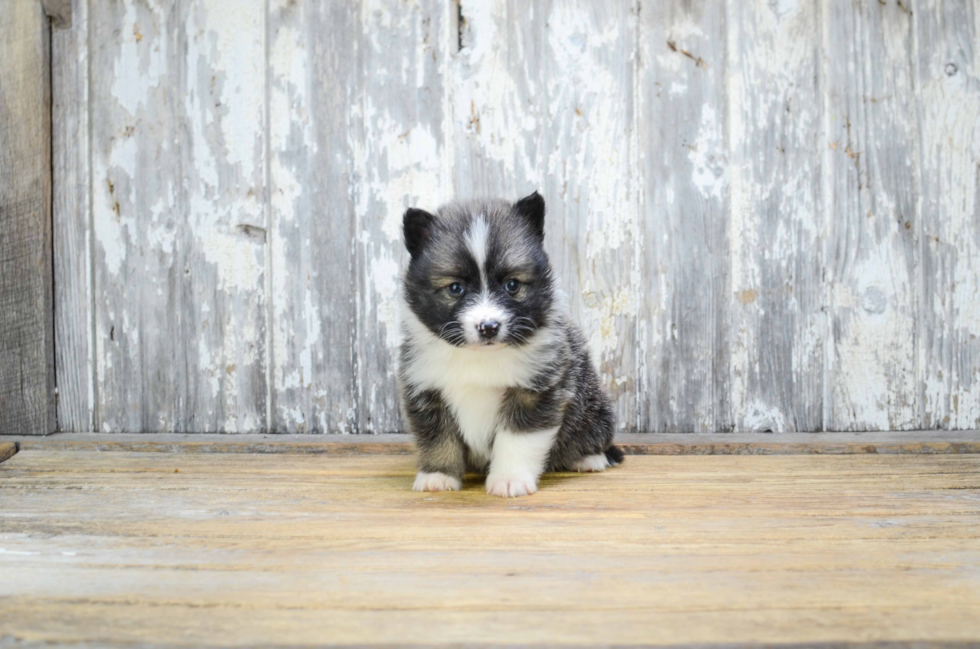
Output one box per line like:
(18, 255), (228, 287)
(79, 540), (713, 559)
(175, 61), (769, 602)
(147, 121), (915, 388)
(199, 228), (264, 294)
(198, 336), (219, 399)
(452, 0), (541, 189)
(538, 2), (636, 400)
(367, 250), (402, 351)
(688, 104), (727, 200)
(111, 1), (166, 117)
(742, 399), (788, 432)
(917, 2), (980, 429)
(66, 0), (980, 434)
(269, 5), (316, 417)
(727, 0), (824, 432)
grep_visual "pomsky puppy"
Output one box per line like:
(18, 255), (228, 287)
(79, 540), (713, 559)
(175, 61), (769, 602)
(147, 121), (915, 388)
(399, 192), (622, 497)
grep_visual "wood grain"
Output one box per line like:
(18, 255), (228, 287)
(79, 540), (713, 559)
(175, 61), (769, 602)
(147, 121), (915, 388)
(352, 0), (450, 433)
(89, 0), (178, 432)
(43, 0), (980, 433)
(728, 0), (824, 432)
(268, 0), (447, 433)
(52, 0), (94, 433)
(268, 0), (358, 433)
(826, 0), (919, 431)
(1, 451), (978, 646)
(637, 0), (730, 433)
(0, 1), (55, 436)
(452, 0), (639, 430)
(180, 0), (269, 432)
(89, 0), (268, 432)
(917, 0), (980, 430)
(5, 431), (980, 456)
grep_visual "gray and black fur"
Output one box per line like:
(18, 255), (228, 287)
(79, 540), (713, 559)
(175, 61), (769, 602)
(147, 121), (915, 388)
(399, 192), (621, 494)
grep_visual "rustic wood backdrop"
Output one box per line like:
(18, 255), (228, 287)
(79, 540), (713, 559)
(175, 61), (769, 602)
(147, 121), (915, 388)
(48, 0), (979, 433)
(0, 1), (55, 437)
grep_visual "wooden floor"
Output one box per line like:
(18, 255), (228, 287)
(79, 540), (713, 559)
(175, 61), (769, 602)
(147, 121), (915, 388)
(1, 448), (979, 647)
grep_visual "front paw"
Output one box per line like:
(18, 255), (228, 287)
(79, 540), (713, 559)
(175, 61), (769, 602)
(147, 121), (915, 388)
(413, 471), (461, 492)
(485, 472), (538, 498)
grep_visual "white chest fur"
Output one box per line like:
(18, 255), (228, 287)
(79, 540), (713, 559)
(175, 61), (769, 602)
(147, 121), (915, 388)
(401, 306), (562, 466)
(403, 336), (517, 467)
(440, 383), (501, 467)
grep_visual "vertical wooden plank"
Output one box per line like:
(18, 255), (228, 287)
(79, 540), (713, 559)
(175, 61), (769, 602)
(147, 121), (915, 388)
(0, 1), (55, 435)
(52, 0), (94, 431)
(353, 1), (450, 433)
(450, 0), (533, 200)
(917, 0), (980, 429)
(637, 1), (730, 433)
(90, 0), (182, 432)
(825, 0), (919, 430)
(542, 0), (638, 430)
(268, 1), (358, 432)
(727, 0), (824, 431)
(269, 0), (450, 433)
(91, 0), (267, 432)
(180, 0), (268, 431)
(453, 0), (638, 430)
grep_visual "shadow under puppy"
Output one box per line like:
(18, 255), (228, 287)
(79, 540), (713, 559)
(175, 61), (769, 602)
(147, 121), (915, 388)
(399, 192), (623, 497)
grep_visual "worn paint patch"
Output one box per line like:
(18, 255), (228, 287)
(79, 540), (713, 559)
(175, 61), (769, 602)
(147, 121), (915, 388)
(63, 0), (980, 433)
(917, 0), (980, 430)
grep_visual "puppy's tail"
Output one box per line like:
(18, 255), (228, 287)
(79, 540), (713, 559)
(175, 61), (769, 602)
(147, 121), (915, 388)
(604, 445), (625, 467)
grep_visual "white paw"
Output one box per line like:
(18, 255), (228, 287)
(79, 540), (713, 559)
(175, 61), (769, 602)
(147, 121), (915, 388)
(485, 473), (538, 498)
(570, 453), (610, 472)
(413, 471), (461, 492)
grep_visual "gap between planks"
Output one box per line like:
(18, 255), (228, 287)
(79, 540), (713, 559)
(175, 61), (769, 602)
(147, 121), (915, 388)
(0, 432), (977, 456)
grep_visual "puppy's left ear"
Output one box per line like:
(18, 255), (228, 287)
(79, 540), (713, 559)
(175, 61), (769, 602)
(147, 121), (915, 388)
(514, 191), (545, 241)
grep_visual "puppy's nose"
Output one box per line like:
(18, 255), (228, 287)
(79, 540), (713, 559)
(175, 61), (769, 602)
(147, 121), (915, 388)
(478, 320), (500, 340)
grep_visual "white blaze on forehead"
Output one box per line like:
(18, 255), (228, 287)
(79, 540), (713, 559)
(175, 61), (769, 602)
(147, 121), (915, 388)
(461, 215), (508, 345)
(465, 215), (490, 273)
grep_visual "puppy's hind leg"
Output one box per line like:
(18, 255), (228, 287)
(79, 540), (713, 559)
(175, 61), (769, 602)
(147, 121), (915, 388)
(604, 444), (625, 466)
(570, 453), (610, 472)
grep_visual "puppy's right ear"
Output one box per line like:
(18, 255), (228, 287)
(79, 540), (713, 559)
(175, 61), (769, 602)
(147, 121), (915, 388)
(403, 208), (435, 258)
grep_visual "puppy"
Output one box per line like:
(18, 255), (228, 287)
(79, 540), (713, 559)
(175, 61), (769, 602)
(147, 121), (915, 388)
(398, 192), (622, 497)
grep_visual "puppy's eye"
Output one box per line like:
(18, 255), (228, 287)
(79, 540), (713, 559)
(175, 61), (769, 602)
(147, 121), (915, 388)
(504, 279), (520, 295)
(447, 282), (465, 296)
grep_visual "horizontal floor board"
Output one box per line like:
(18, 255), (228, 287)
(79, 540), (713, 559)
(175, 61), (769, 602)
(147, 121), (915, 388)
(1, 451), (979, 646)
(0, 431), (978, 455)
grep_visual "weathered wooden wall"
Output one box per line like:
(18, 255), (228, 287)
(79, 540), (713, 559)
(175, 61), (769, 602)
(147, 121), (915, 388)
(0, 1), (55, 436)
(49, 0), (980, 433)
